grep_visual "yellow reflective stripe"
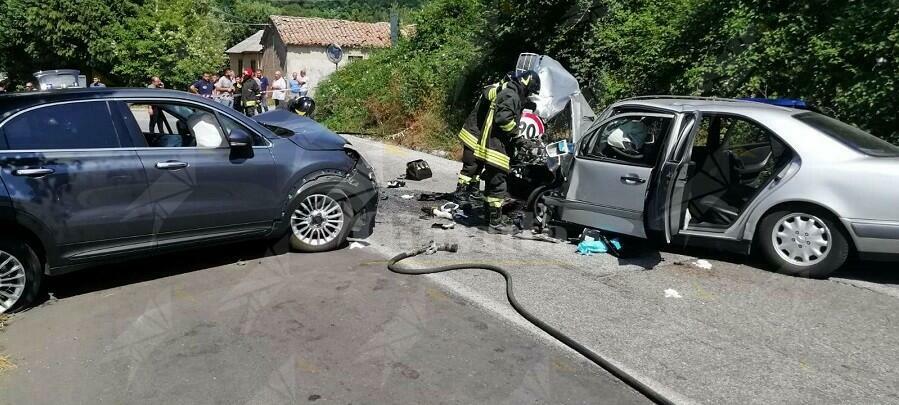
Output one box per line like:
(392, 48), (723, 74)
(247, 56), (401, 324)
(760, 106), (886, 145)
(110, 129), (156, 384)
(484, 196), (504, 208)
(243, 100), (258, 106)
(458, 174), (472, 184)
(458, 129), (480, 151)
(481, 109), (494, 147)
(499, 120), (517, 132)
(487, 86), (497, 101)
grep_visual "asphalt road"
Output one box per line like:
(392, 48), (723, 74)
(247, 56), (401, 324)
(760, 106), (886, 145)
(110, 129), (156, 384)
(345, 135), (899, 404)
(0, 241), (646, 404)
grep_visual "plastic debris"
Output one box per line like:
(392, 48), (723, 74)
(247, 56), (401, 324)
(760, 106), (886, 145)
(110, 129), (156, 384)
(431, 222), (455, 230)
(433, 209), (453, 220)
(576, 237), (622, 255)
(694, 259), (713, 270)
(439, 202), (460, 213)
(386, 179), (406, 188)
(235, 260), (247, 266)
(349, 241), (368, 249)
(664, 289), (682, 299)
(513, 230), (562, 243)
(400, 194), (415, 199)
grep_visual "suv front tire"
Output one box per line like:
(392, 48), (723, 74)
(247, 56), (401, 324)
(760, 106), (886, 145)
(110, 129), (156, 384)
(287, 184), (353, 252)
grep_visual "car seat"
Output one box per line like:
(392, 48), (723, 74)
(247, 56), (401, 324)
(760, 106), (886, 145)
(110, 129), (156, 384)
(686, 118), (741, 225)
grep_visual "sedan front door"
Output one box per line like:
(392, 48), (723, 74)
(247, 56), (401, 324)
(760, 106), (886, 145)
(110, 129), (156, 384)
(561, 113), (676, 238)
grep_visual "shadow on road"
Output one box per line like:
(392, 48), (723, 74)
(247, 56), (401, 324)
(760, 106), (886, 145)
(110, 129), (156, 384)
(831, 260), (899, 285)
(38, 235), (338, 304)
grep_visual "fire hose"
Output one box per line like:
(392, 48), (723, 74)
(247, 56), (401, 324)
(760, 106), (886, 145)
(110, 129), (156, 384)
(387, 241), (675, 405)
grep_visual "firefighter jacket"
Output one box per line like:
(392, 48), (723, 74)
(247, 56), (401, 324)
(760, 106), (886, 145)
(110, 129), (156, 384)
(241, 77), (260, 107)
(457, 80), (528, 172)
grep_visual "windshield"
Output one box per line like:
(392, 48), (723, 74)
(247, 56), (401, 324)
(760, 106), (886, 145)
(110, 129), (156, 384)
(261, 123), (294, 136)
(795, 112), (899, 157)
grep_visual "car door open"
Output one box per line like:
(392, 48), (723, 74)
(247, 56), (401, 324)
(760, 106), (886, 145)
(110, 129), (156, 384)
(559, 113), (675, 238)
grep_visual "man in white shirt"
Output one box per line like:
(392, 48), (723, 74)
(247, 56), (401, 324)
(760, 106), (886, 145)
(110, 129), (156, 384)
(214, 69), (235, 108)
(271, 71), (287, 107)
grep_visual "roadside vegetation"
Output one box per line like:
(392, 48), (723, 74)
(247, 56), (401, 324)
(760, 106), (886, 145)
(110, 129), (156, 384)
(317, 0), (899, 150)
(0, 314), (12, 374)
(0, 0), (424, 89)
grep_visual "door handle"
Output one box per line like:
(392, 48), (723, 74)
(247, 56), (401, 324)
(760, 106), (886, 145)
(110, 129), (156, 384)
(155, 161), (189, 170)
(12, 168), (55, 177)
(621, 175), (646, 185)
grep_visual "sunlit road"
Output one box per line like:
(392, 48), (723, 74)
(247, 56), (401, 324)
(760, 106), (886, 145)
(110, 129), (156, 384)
(0, 241), (645, 404)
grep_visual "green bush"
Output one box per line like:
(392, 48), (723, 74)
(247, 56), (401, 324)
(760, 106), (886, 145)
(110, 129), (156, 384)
(316, 0), (485, 151)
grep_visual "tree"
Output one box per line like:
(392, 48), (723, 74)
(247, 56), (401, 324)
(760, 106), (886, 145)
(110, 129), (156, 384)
(0, 0), (134, 81)
(96, 0), (228, 88)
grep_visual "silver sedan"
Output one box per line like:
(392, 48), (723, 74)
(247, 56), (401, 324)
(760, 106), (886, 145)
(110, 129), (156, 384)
(544, 96), (899, 277)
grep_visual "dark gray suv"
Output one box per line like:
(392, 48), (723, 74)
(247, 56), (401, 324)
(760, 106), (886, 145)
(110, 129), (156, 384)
(0, 88), (379, 313)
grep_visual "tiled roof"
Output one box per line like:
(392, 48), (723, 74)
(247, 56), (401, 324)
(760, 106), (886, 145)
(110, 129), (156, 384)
(226, 29), (264, 54)
(270, 16), (391, 49)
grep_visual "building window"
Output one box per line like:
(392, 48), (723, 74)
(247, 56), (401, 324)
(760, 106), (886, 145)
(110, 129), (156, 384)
(238, 59), (244, 74)
(251, 59), (257, 71)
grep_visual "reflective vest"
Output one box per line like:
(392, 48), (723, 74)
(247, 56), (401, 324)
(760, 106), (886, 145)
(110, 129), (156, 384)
(457, 81), (522, 171)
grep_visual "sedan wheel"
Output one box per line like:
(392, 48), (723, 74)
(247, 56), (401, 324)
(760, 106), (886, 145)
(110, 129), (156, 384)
(759, 207), (849, 278)
(771, 213), (831, 266)
(0, 250), (27, 312)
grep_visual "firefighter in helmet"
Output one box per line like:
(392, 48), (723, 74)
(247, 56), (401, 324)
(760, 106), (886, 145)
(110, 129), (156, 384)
(240, 68), (261, 117)
(454, 70), (541, 231)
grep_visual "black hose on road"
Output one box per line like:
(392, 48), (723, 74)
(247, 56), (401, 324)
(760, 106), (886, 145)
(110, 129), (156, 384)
(387, 242), (676, 405)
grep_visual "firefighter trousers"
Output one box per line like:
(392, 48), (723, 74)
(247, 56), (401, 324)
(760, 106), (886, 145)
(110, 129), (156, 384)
(458, 145), (483, 187)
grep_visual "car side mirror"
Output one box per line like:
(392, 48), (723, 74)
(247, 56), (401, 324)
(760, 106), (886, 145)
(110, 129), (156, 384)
(228, 129), (252, 148)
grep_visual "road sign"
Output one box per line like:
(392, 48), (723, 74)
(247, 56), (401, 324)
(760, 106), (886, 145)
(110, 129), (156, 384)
(326, 44), (344, 65)
(518, 110), (545, 139)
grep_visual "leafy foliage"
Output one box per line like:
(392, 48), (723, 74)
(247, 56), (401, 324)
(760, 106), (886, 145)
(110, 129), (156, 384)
(315, 0), (486, 151)
(95, 0), (227, 88)
(321, 0), (899, 144)
(0, 0), (134, 80)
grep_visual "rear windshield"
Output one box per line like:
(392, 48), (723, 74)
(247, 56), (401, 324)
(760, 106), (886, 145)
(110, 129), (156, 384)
(795, 112), (899, 157)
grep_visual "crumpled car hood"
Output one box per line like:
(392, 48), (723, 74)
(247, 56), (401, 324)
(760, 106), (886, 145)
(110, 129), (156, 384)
(252, 109), (347, 150)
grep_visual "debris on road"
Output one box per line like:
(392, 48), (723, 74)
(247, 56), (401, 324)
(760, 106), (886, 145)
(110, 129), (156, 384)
(513, 230), (562, 243)
(386, 179), (406, 188)
(405, 159), (433, 180)
(349, 241), (369, 249)
(235, 260), (247, 266)
(694, 259), (713, 270)
(401, 194), (415, 200)
(431, 222), (455, 230)
(576, 234), (622, 256)
(664, 289), (683, 299)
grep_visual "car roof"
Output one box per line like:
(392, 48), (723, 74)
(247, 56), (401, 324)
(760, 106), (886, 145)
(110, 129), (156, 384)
(0, 88), (218, 120)
(612, 96), (802, 117)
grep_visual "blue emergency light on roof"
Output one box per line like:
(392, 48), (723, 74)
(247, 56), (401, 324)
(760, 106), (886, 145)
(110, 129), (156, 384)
(740, 98), (809, 109)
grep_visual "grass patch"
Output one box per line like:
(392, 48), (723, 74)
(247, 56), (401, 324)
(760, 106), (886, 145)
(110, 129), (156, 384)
(0, 355), (15, 373)
(0, 314), (8, 332)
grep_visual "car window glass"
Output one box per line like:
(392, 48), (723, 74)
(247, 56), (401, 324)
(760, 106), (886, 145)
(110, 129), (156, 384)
(794, 111), (899, 157)
(126, 103), (226, 148)
(217, 113), (267, 146)
(583, 115), (672, 166)
(2, 102), (121, 150)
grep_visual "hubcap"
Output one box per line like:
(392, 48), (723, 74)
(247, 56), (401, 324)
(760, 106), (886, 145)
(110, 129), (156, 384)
(772, 213), (830, 267)
(291, 194), (345, 246)
(0, 250), (26, 314)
